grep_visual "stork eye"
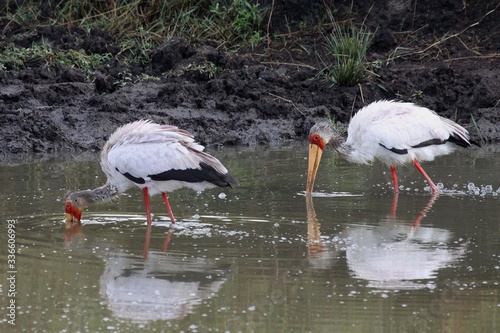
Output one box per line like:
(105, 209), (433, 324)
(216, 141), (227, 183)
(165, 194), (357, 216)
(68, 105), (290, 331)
(312, 134), (320, 142)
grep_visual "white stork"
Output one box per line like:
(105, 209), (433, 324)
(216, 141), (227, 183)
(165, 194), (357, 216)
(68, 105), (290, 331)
(65, 120), (239, 225)
(306, 100), (479, 194)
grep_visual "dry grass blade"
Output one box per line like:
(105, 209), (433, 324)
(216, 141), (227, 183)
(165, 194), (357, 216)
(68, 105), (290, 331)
(268, 93), (305, 116)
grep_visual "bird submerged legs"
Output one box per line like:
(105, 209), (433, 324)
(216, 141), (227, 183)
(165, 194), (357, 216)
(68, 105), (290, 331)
(390, 166), (399, 193)
(141, 188), (176, 225)
(142, 187), (176, 259)
(142, 187), (153, 225)
(389, 160), (440, 194)
(161, 192), (176, 224)
(412, 159), (439, 194)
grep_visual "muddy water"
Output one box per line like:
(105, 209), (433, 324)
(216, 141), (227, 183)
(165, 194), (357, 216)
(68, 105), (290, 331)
(0, 144), (499, 332)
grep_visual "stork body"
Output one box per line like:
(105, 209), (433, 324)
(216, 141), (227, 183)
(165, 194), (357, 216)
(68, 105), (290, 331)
(65, 120), (238, 225)
(306, 100), (477, 194)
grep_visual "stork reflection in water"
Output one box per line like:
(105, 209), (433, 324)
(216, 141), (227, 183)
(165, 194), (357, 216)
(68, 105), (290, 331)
(305, 194), (467, 289)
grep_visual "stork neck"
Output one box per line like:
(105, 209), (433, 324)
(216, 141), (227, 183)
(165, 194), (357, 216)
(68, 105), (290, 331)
(77, 183), (120, 205)
(330, 136), (353, 160)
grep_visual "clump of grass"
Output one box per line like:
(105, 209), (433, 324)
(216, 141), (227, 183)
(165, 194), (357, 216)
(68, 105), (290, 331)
(324, 21), (373, 86)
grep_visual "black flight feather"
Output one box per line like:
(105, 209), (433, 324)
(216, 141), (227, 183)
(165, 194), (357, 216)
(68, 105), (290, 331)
(148, 162), (238, 187)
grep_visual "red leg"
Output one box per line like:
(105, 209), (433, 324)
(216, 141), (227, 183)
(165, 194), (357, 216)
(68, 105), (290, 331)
(161, 192), (176, 224)
(142, 187), (154, 258)
(390, 166), (399, 193)
(142, 187), (153, 226)
(390, 192), (399, 217)
(413, 160), (439, 194)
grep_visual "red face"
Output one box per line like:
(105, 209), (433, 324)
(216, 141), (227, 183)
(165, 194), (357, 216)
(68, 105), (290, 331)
(65, 201), (82, 223)
(309, 133), (325, 150)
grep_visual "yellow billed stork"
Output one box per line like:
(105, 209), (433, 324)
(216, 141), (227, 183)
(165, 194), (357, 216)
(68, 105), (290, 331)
(65, 120), (239, 225)
(306, 100), (478, 194)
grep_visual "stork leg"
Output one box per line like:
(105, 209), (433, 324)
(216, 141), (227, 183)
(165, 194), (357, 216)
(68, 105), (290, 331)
(413, 159), (439, 194)
(141, 187), (154, 259)
(390, 192), (399, 217)
(390, 166), (399, 193)
(161, 192), (176, 224)
(142, 187), (153, 226)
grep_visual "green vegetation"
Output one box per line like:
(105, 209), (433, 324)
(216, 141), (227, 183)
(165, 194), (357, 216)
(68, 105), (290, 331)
(4, 0), (265, 55)
(1, 0), (266, 80)
(1, 1), (378, 87)
(324, 21), (373, 86)
(470, 112), (485, 145)
(170, 60), (222, 79)
(0, 38), (109, 76)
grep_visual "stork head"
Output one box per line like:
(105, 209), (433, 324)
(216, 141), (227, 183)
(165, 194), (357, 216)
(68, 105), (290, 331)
(64, 190), (93, 223)
(306, 121), (336, 194)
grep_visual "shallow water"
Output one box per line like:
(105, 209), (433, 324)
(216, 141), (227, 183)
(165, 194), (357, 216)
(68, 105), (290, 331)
(0, 144), (499, 332)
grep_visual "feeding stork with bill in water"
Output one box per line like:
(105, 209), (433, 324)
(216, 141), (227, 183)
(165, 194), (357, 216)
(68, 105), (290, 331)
(306, 100), (479, 195)
(65, 120), (239, 226)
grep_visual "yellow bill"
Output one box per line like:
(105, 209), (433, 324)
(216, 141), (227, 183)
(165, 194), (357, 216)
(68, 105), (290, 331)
(306, 143), (323, 194)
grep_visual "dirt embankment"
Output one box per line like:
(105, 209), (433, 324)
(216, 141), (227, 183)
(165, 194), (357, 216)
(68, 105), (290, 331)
(0, 0), (499, 156)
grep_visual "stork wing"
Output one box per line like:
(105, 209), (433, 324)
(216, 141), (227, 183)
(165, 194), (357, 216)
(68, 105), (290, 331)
(103, 120), (233, 188)
(372, 113), (451, 151)
(349, 102), (462, 152)
(109, 139), (228, 181)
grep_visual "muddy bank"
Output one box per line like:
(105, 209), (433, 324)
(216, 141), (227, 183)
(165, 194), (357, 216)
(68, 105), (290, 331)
(1, 0), (499, 156)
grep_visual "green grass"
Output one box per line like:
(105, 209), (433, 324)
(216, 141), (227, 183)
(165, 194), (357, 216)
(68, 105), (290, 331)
(1, 0), (266, 81)
(1, 0), (266, 74)
(324, 21), (373, 86)
(1, 1), (378, 88)
(470, 112), (485, 145)
(0, 38), (109, 76)
(53, 0), (265, 51)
